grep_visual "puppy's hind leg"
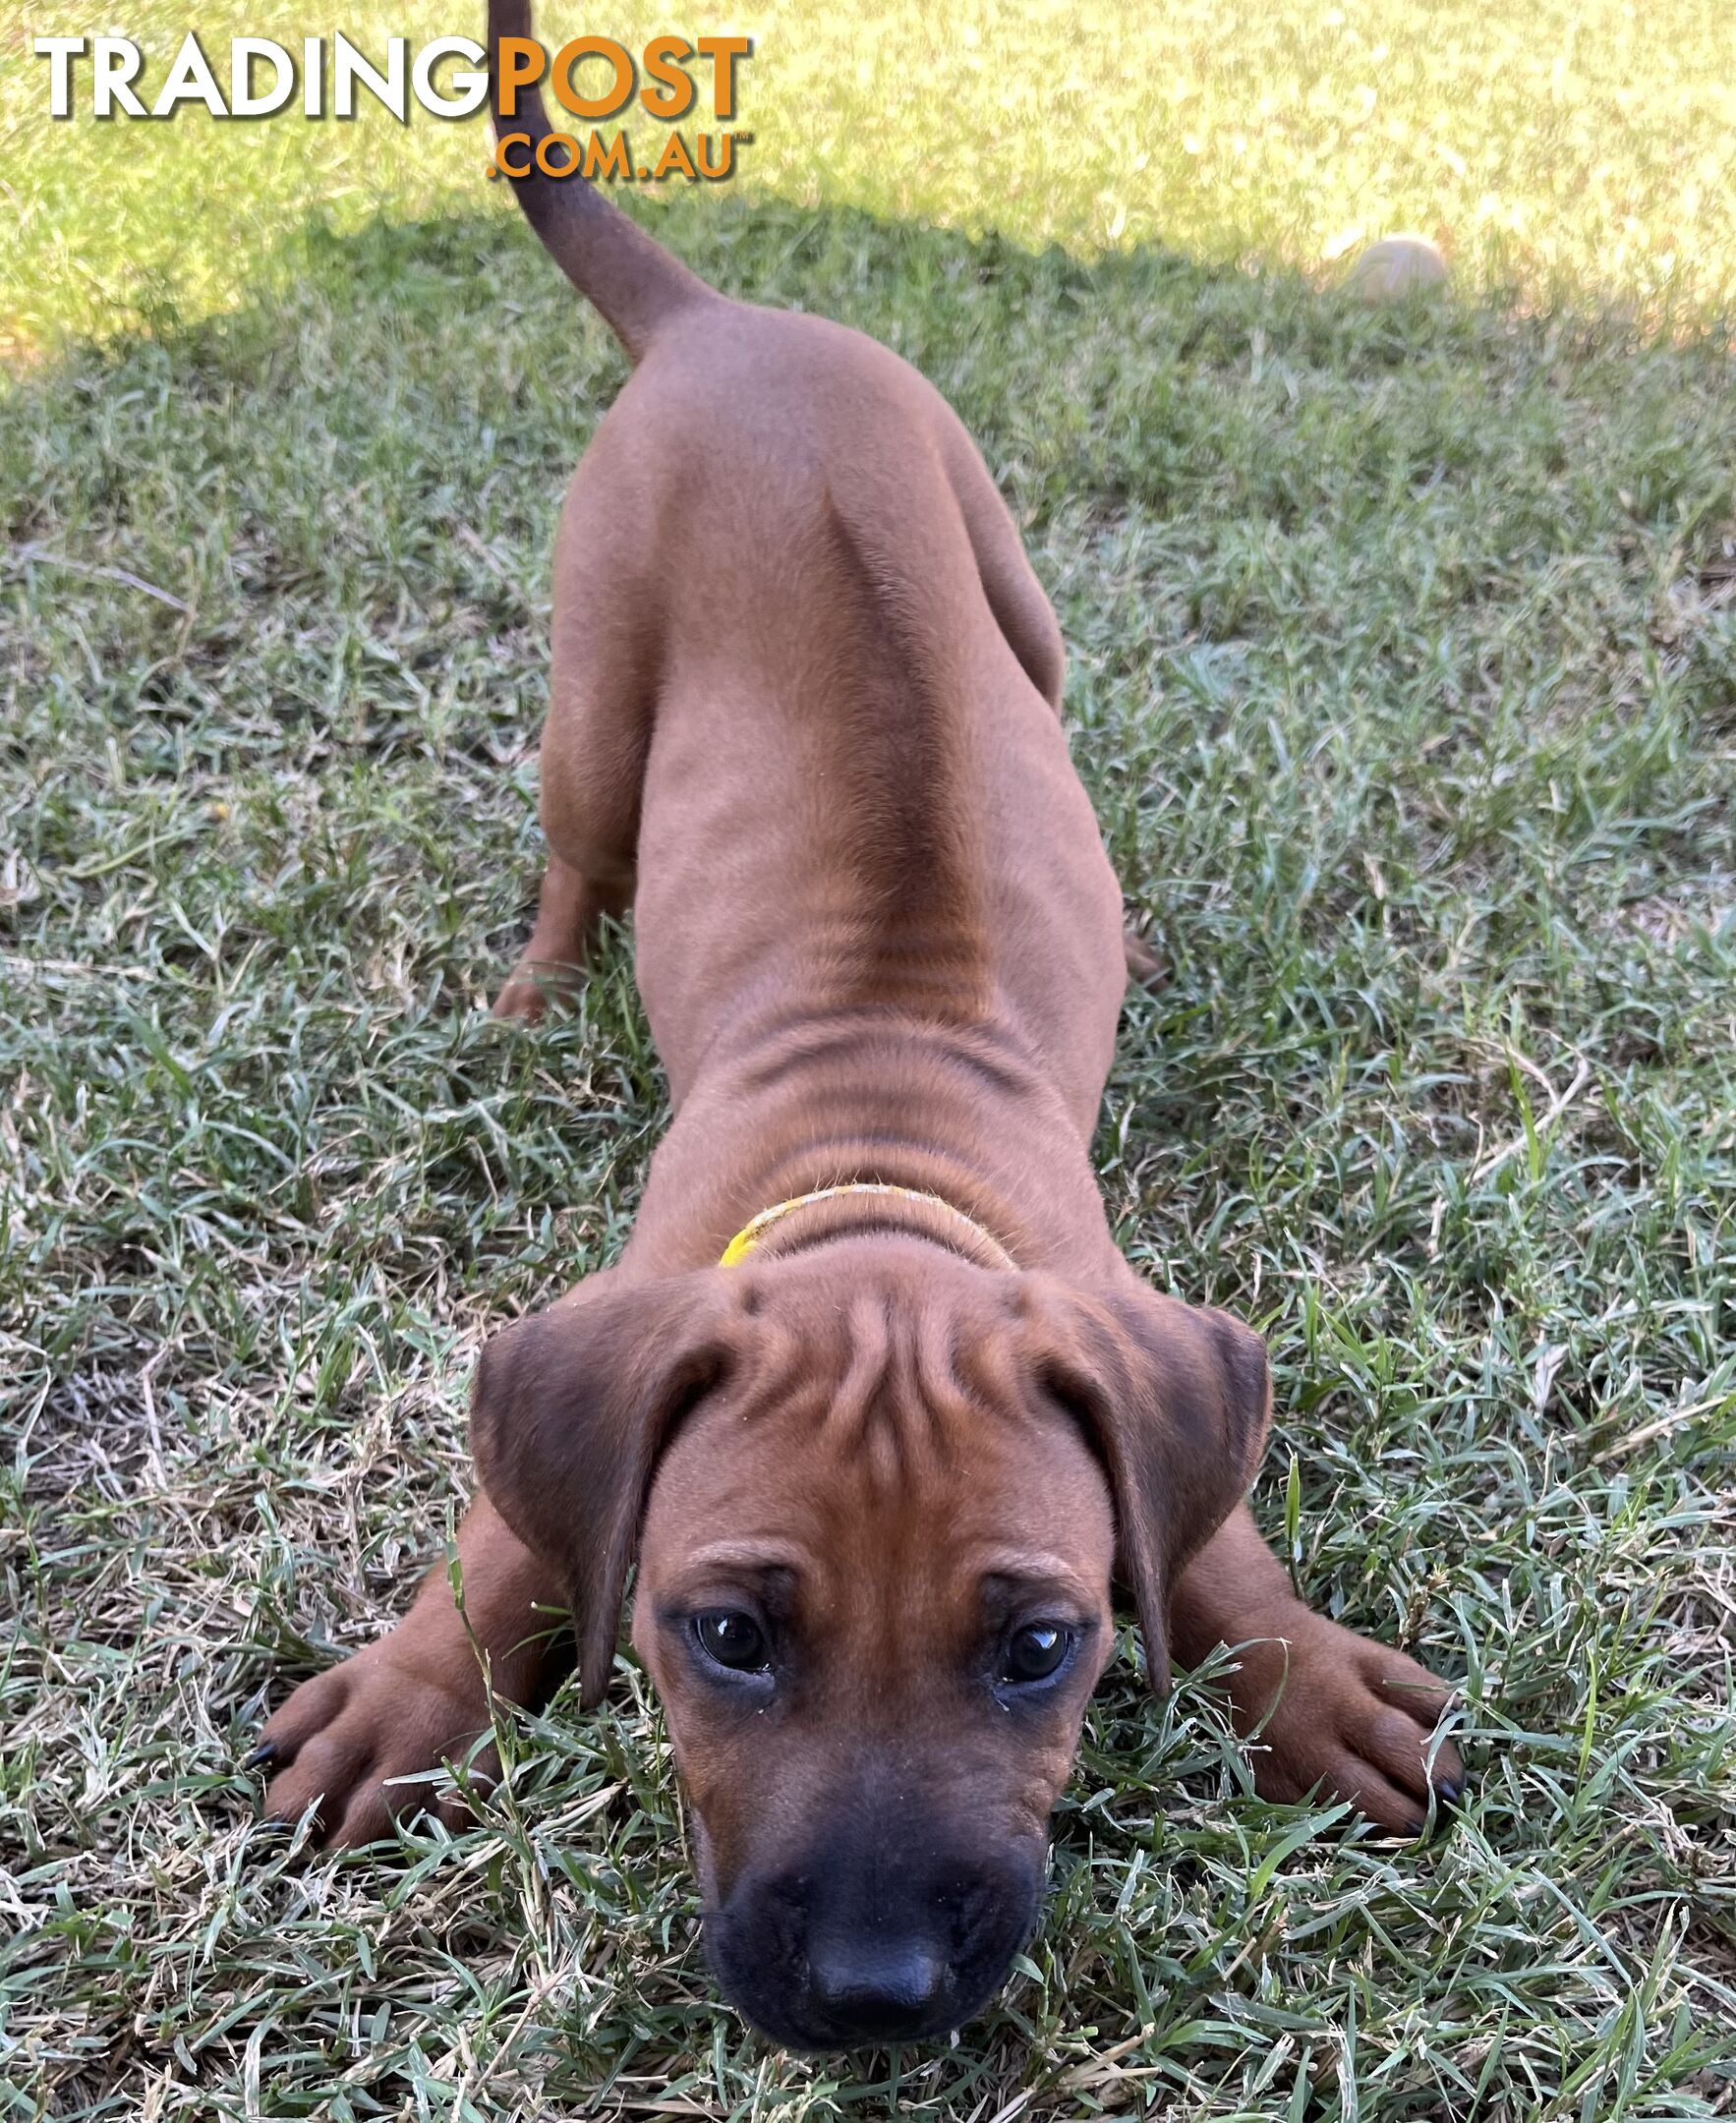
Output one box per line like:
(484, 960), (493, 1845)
(1123, 925), (1165, 990)
(492, 851), (631, 1022)
(492, 480), (659, 1023)
(940, 419), (1067, 712)
(939, 421), (1165, 999)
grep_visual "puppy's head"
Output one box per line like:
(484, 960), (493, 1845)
(472, 1238), (1268, 2049)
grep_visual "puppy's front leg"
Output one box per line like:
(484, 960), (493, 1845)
(254, 1496), (571, 1846)
(1172, 1502), (1464, 1835)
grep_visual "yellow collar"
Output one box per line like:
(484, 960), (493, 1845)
(719, 1182), (1014, 1270)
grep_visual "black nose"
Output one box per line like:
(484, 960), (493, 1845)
(807, 1932), (948, 2040)
(705, 1834), (1043, 2050)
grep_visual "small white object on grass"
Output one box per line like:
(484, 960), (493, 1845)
(1344, 234), (1449, 301)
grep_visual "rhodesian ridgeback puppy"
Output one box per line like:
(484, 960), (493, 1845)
(252, 0), (1463, 2049)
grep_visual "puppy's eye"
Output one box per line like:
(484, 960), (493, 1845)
(694, 1610), (770, 1673)
(1002, 1623), (1072, 1685)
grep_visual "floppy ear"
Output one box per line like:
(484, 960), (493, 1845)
(470, 1271), (740, 1707)
(1024, 1281), (1271, 1696)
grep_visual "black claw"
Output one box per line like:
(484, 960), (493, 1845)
(244, 1741), (276, 1770)
(1435, 1777), (1464, 1805)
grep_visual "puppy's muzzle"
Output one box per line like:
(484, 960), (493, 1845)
(706, 1828), (1043, 2049)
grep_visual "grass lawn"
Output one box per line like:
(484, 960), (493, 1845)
(3, 2), (1735, 2116)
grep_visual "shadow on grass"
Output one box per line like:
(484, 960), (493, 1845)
(10, 184), (1730, 956)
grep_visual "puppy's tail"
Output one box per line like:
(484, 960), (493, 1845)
(487, 0), (718, 363)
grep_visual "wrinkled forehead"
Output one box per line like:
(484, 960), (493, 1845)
(638, 1274), (1116, 1604)
(656, 1390), (1107, 1541)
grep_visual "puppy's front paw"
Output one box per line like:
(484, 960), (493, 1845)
(1225, 1611), (1464, 1837)
(250, 1635), (496, 1848)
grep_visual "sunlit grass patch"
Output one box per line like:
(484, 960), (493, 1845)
(5, 0), (1736, 344)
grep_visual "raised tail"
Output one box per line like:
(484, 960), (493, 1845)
(487, 0), (719, 362)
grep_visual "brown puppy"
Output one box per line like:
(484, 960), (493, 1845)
(254, 0), (1463, 2049)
